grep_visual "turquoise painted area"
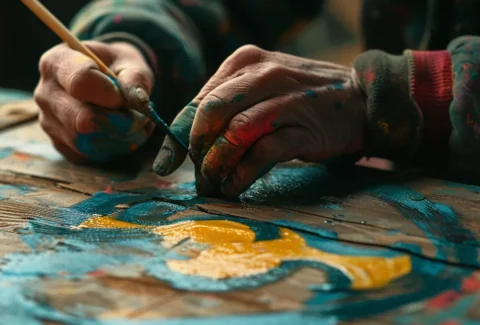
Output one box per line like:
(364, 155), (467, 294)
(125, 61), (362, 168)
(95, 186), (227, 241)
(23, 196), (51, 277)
(0, 147), (13, 159)
(0, 88), (31, 104)
(0, 184), (33, 199)
(75, 131), (147, 163)
(443, 180), (480, 194)
(0, 180), (476, 324)
(368, 184), (479, 266)
(74, 110), (148, 162)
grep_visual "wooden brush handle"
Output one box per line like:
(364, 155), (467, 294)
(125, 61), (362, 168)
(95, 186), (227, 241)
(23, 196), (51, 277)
(21, 0), (117, 79)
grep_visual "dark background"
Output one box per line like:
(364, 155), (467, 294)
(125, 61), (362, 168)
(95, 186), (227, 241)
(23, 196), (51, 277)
(0, 1), (85, 91)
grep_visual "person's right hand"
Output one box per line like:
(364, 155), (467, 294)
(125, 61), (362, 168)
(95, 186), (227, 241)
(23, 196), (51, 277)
(34, 41), (156, 163)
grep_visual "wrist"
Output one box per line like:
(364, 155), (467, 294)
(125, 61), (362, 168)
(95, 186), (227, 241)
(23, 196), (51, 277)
(407, 50), (453, 172)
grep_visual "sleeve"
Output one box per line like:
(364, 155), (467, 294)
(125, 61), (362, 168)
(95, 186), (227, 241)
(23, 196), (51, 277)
(69, 0), (227, 123)
(353, 36), (480, 183)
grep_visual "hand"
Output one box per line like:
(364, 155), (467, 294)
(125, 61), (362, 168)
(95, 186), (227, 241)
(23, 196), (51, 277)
(34, 41), (155, 163)
(153, 45), (367, 197)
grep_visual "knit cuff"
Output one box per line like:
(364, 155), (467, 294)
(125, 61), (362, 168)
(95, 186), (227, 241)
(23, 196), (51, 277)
(408, 50), (453, 172)
(353, 50), (422, 165)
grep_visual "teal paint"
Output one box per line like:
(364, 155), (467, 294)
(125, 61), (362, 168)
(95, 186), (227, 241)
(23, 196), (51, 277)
(443, 180), (480, 194)
(304, 90), (318, 98)
(368, 184), (479, 266)
(331, 82), (345, 90)
(0, 147), (13, 159)
(0, 88), (31, 104)
(273, 220), (338, 239)
(0, 184), (34, 199)
(231, 94), (246, 103)
(204, 99), (224, 112)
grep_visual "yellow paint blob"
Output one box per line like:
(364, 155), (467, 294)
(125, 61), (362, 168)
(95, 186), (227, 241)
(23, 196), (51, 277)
(78, 215), (147, 230)
(154, 220), (412, 290)
(79, 215), (412, 290)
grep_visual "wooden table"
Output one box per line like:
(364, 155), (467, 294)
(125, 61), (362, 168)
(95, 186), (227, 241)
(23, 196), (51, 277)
(1, 100), (479, 325)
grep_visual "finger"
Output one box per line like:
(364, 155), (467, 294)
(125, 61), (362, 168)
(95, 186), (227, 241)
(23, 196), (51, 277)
(41, 43), (123, 109)
(110, 42), (155, 109)
(220, 127), (310, 197)
(199, 96), (293, 190)
(152, 103), (196, 176)
(189, 65), (299, 162)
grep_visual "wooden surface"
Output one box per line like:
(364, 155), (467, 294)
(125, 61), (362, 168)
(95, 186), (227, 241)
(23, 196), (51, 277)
(1, 100), (480, 325)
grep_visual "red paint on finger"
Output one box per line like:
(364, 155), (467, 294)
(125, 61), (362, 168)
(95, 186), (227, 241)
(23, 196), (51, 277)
(202, 114), (279, 181)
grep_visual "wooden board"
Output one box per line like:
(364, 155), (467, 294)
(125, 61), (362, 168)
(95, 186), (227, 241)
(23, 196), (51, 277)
(0, 101), (480, 325)
(0, 99), (38, 130)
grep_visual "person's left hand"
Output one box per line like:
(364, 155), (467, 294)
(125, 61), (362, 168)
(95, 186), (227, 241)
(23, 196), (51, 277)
(153, 45), (367, 197)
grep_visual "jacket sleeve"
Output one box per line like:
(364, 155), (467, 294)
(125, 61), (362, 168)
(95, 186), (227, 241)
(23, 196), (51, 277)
(353, 36), (480, 183)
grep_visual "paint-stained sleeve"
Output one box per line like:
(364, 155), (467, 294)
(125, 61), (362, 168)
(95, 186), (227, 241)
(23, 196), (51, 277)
(353, 36), (480, 184)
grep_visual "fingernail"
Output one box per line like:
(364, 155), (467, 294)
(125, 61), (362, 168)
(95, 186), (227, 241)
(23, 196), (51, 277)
(135, 87), (149, 103)
(153, 146), (174, 176)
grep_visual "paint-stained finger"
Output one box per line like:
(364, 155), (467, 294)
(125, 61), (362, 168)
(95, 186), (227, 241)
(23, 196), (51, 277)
(153, 103), (196, 176)
(56, 63), (123, 109)
(199, 96), (293, 192)
(220, 127), (309, 197)
(189, 66), (298, 164)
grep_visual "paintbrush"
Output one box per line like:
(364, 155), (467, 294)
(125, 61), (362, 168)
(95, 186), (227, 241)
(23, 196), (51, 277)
(21, 0), (188, 150)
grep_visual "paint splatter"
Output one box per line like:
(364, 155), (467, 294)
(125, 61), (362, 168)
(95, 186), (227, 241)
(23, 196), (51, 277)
(231, 94), (246, 103)
(331, 82), (345, 90)
(304, 90), (318, 98)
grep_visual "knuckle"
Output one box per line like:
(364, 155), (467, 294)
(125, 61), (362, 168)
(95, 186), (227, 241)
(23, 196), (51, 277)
(224, 44), (265, 70)
(253, 138), (272, 156)
(74, 109), (96, 134)
(198, 93), (225, 116)
(67, 70), (89, 98)
(131, 67), (154, 91)
(233, 45), (265, 59)
(38, 44), (65, 75)
(260, 62), (289, 79)
(33, 86), (48, 109)
(228, 112), (256, 133)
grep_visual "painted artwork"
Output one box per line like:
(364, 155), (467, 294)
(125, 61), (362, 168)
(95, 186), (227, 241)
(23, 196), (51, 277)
(0, 112), (480, 324)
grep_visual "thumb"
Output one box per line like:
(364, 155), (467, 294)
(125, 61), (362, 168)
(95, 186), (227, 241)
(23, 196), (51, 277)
(153, 103), (196, 176)
(116, 66), (155, 110)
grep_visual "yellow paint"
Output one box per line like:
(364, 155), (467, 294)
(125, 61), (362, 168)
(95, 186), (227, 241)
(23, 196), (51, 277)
(154, 220), (412, 290)
(79, 215), (412, 290)
(78, 214), (147, 230)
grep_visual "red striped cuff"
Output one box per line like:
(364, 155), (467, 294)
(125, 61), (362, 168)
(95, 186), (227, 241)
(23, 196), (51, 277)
(410, 50), (453, 173)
